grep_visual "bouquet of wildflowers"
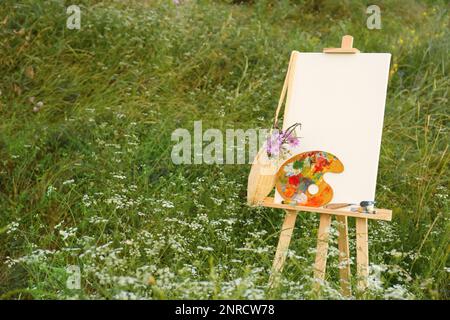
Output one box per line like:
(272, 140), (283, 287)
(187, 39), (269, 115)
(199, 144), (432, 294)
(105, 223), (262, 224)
(266, 123), (301, 160)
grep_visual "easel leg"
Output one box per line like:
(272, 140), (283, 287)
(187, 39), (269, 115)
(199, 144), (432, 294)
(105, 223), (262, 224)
(313, 214), (332, 291)
(355, 217), (369, 292)
(336, 216), (351, 296)
(269, 209), (297, 288)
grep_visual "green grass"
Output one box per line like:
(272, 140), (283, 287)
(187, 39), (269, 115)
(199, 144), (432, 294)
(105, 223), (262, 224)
(0, 0), (448, 299)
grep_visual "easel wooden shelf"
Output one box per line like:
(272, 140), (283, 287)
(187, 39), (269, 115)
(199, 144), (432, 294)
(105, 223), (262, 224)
(262, 35), (393, 297)
(263, 197), (392, 221)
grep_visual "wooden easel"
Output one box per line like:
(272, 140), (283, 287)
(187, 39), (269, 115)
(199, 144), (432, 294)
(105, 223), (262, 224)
(266, 36), (392, 297)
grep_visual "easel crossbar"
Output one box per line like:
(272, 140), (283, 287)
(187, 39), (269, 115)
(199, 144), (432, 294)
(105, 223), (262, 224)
(261, 197), (392, 221)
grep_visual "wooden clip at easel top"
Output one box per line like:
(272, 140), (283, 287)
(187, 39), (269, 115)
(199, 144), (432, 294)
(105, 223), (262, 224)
(323, 35), (360, 54)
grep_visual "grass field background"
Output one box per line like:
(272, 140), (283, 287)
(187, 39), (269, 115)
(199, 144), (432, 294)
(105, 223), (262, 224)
(0, 0), (448, 299)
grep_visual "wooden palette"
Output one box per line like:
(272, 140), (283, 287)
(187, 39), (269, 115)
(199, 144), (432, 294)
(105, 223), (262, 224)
(275, 151), (344, 207)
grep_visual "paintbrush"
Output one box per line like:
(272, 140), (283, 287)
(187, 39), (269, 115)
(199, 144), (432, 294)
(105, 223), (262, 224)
(325, 201), (376, 213)
(323, 203), (354, 209)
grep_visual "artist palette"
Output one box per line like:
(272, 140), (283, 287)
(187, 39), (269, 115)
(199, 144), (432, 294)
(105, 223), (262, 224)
(275, 151), (344, 207)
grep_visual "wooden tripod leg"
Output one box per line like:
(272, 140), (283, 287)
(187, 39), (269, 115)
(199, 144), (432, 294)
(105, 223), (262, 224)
(336, 216), (351, 296)
(269, 209), (298, 288)
(313, 214), (332, 291)
(356, 217), (369, 292)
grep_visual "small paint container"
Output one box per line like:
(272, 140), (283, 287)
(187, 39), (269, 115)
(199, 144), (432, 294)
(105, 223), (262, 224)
(359, 201), (376, 214)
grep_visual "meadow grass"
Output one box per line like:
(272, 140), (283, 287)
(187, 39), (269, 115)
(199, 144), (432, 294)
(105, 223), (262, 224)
(0, 0), (448, 299)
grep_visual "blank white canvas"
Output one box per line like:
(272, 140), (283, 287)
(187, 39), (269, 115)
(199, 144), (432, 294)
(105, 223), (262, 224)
(275, 52), (391, 205)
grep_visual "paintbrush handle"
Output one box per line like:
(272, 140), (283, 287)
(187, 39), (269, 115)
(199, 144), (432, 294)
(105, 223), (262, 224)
(324, 203), (352, 209)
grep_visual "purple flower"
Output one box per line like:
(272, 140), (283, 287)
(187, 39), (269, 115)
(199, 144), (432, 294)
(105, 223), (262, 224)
(286, 134), (300, 147)
(266, 130), (282, 157)
(265, 123), (301, 158)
